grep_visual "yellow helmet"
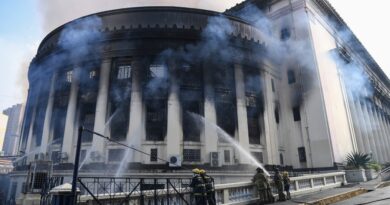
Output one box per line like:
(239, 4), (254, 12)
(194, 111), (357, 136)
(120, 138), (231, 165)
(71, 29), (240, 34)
(283, 171), (289, 177)
(199, 169), (206, 174)
(192, 168), (200, 174)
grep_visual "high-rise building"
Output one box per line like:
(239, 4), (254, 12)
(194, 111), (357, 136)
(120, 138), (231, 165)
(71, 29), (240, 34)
(2, 104), (23, 156)
(8, 0), (390, 201)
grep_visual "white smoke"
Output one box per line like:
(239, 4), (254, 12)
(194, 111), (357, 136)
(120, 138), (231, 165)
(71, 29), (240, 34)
(37, 0), (245, 33)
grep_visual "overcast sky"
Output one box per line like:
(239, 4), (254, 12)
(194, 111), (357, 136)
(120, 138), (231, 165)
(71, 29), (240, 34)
(0, 0), (389, 150)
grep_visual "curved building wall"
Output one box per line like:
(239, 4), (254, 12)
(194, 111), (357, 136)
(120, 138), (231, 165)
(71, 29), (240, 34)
(18, 7), (277, 172)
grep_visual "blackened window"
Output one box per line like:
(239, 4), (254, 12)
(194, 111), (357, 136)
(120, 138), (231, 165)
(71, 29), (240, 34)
(251, 152), (263, 163)
(280, 153), (284, 165)
(275, 107), (280, 124)
(150, 148), (158, 162)
(247, 107), (261, 144)
(51, 151), (61, 163)
(298, 147), (307, 162)
(224, 150), (231, 163)
(109, 63), (132, 141)
(146, 100), (167, 141)
(182, 100), (202, 141)
(293, 106), (301, 121)
(280, 28), (291, 41)
(216, 102), (237, 137)
(271, 79), (275, 92)
(183, 149), (201, 162)
(287, 70), (296, 84)
(108, 149), (125, 162)
(179, 64), (203, 88)
(80, 102), (96, 142)
(32, 172), (47, 189)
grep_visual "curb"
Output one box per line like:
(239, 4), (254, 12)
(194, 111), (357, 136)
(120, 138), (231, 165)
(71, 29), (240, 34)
(304, 188), (367, 205)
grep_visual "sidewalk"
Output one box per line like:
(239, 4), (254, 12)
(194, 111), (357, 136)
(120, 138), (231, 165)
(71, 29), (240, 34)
(333, 185), (390, 205)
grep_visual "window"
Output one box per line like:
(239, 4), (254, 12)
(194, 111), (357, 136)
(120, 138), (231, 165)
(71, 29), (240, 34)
(183, 149), (201, 162)
(216, 102), (237, 137)
(117, 65), (132, 80)
(182, 101), (202, 142)
(149, 64), (166, 78)
(108, 149), (125, 162)
(298, 147), (307, 162)
(51, 151), (61, 163)
(271, 79), (275, 92)
(150, 149), (158, 162)
(251, 152), (263, 163)
(89, 70), (97, 79)
(280, 28), (291, 41)
(287, 70), (296, 84)
(80, 103), (96, 142)
(66, 70), (73, 83)
(247, 107), (261, 144)
(274, 107), (279, 124)
(224, 150), (231, 163)
(146, 100), (167, 141)
(280, 153), (284, 165)
(292, 106), (301, 121)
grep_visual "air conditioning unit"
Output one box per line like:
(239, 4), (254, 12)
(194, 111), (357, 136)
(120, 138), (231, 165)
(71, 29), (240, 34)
(210, 152), (221, 167)
(169, 155), (182, 167)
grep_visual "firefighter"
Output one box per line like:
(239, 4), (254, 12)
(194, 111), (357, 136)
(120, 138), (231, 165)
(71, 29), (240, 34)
(199, 169), (216, 205)
(190, 168), (207, 205)
(273, 168), (286, 201)
(282, 171), (291, 200)
(252, 167), (274, 204)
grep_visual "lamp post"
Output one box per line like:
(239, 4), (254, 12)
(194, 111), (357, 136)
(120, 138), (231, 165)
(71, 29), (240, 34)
(71, 126), (83, 205)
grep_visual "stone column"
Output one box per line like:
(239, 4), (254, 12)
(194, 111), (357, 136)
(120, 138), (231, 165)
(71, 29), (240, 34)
(166, 63), (182, 159)
(376, 108), (390, 161)
(40, 73), (57, 155)
(369, 105), (385, 162)
(383, 115), (390, 155)
(360, 101), (380, 161)
(262, 71), (279, 164)
(347, 92), (365, 153)
(367, 103), (384, 162)
(203, 63), (218, 163)
(127, 60), (145, 163)
(354, 98), (371, 154)
(24, 82), (41, 162)
(61, 67), (80, 162)
(91, 59), (111, 159)
(234, 64), (250, 164)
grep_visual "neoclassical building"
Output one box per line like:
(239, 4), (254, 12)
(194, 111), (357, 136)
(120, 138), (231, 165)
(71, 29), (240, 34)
(8, 0), (390, 201)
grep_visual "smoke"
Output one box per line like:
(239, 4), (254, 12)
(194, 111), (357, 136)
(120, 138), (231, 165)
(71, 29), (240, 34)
(37, 0), (246, 33)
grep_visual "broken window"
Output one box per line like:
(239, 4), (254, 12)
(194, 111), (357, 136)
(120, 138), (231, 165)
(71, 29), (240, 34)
(109, 63), (132, 141)
(280, 28), (291, 41)
(247, 107), (261, 144)
(183, 149), (201, 162)
(79, 102), (96, 142)
(145, 100), (167, 141)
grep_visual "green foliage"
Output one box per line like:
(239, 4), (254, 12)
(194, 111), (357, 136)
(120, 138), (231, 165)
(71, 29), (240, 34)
(367, 162), (382, 172)
(346, 152), (371, 169)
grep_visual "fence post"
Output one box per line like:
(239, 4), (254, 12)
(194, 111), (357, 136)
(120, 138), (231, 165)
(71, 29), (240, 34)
(166, 179), (170, 205)
(223, 188), (230, 203)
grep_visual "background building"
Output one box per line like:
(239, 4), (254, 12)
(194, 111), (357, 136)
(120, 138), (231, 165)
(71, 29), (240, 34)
(8, 0), (390, 202)
(2, 104), (23, 156)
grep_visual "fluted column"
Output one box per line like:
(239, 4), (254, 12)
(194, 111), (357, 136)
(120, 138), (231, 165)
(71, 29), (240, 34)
(379, 110), (390, 161)
(361, 100), (380, 161)
(61, 67), (80, 162)
(354, 98), (371, 155)
(127, 60), (145, 163)
(367, 103), (384, 162)
(203, 63), (218, 163)
(262, 71), (279, 164)
(234, 64), (250, 164)
(375, 107), (390, 161)
(40, 73), (57, 155)
(371, 105), (386, 162)
(166, 63), (182, 159)
(383, 114), (390, 155)
(91, 59), (111, 159)
(24, 82), (41, 162)
(347, 92), (365, 153)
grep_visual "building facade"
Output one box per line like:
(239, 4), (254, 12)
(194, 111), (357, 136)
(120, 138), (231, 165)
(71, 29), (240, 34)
(2, 104), (23, 156)
(8, 0), (390, 201)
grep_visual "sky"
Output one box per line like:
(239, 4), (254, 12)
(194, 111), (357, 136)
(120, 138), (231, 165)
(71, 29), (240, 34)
(0, 0), (389, 150)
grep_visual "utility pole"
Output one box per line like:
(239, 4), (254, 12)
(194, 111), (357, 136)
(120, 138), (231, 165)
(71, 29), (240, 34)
(71, 126), (83, 204)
